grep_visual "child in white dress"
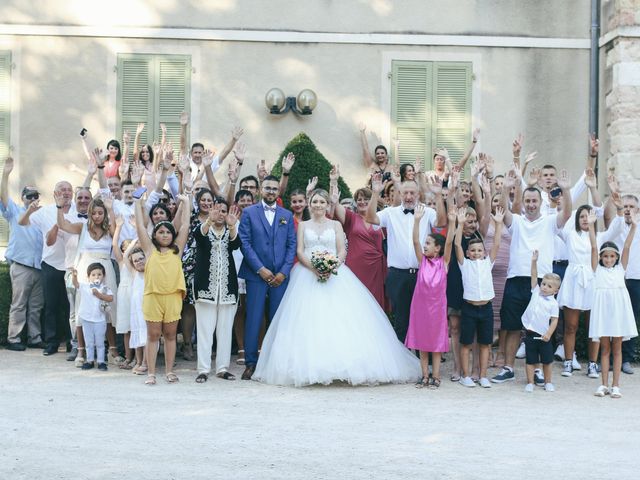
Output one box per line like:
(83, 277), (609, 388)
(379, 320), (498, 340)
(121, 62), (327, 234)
(588, 211), (638, 398)
(127, 246), (148, 375)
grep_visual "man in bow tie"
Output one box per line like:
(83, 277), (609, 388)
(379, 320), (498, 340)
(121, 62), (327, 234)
(19, 180), (89, 355)
(366, 174), (446, 342)
(238, 175), (296, 379)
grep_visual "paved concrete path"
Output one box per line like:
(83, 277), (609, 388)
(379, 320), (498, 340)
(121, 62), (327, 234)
(0, 349), (637, 479)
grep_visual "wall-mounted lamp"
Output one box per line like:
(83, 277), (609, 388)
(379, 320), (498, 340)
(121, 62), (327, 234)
(265, 88), (318, 115)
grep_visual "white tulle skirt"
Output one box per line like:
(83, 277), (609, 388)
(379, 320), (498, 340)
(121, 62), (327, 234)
(253, 263), (421, 387)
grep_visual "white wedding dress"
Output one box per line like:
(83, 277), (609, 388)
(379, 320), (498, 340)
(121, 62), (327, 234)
(253, 225), (421, 387)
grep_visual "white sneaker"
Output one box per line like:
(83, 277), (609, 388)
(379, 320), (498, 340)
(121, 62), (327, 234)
(561, 360), (573, 377)
(459, 376), (476, 388)
(524, 383), (534, 393)
(479, 377), (492, 388)
(544, 383), (555, 392)
(516, 342), (526, 359)
(554, 344), (565, 361)
(587, 361), (599, 379)
(594, 385), (609, 397)
(610, 386), (622, 398)
(572, 352), (582, 371)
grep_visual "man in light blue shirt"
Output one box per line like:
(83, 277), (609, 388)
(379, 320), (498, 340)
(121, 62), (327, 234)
(0, 156), (44, 350)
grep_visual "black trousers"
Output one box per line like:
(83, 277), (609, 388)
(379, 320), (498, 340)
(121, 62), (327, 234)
(41, 261), (70, 348)
(385, 267), (417, 343)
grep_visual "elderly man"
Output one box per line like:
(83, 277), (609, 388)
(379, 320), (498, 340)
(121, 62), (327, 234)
(366, 173), (446, 342)
(1, 156), (44, 350)
(19, 179), (77, 355)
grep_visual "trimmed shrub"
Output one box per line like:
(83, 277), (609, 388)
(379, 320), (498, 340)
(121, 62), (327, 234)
(271, 132), (352, 208)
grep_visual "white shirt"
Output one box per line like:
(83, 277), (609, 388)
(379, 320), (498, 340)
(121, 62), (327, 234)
(29, 204), (77, 271)
(605, 216), (640, 280)
(262, 201), (276, 226)
(522, 285), (559, 335)
(460, 257), (495, 301)
(377, 204), (436, 269)
(113, 200), (137, 245)
(507, 213), (559, 278)
(77, 283), (112, 323)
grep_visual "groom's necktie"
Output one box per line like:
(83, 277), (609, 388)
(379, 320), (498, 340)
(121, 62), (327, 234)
(264, 205), (276, 212)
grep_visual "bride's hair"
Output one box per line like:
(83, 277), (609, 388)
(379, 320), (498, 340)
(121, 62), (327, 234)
(309, 188), (330, 204)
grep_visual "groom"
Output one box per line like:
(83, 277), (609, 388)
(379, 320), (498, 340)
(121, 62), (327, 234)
(238, 175), (297, 379)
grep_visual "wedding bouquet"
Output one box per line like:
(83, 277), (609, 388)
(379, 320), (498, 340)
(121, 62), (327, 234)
(310, 250), (340, 283)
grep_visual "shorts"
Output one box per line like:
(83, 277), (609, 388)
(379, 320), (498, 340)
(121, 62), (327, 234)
(143, 292), (183, 323)
(448, 307), (462, 317)
(460, 301), (494, 345)
(500, 277), (534, 331)
(524, 331), (553, 365)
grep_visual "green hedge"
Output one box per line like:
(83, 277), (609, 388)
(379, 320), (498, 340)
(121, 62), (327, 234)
(271, 132), (352, 208)
(0, 262), (11, 344)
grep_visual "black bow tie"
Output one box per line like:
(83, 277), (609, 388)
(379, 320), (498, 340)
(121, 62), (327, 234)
(403, 208), (414, 215)
(264, 205), (276, 213)
(77, 213), (88, 219)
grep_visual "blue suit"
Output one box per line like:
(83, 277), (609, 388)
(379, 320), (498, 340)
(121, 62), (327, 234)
(239, 202), (297, 366)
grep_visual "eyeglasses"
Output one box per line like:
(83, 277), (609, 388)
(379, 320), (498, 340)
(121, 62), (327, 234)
(25, 193), (40, 200)
(242, 185), (258, 191)
(263, 187), (279, 193)
(159, 198), (169, 203)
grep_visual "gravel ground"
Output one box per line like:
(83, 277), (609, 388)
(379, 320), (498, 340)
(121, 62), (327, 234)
(0, 348), (637, 479)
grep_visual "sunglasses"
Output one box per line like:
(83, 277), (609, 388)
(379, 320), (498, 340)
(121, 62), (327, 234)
(25, 193), (40, 200)
(159, 198), (170, 203)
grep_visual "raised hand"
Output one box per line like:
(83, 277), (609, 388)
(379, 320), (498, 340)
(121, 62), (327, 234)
(233, 142), (246, 164)
(472, 128), (480, 143)
(358, 122), (366, 133)
(390, 165), (401, 183)
(428, 174), (443, 194)
(484, 154), (495, 177)
(504, 168), (518, 189)
(447, 208), (457, 224)
(414, 157), (423, 175)
(611, 191), (623, 210)
(152, 141), (161, 159)
(180, 111), (189, 126)
(306, 176), (319, 195)
(136, 123), (145, 136)
(102, 196), (113, 210)
(231, 126), (244, 140)
(182, 169), (193, 194)
(371, 173), (383, 194)
(590, 133), (599, 157)
(93, 147), (105, 167)
(123, 130), (131, 145)
(524, 151), (537, 167)
(53, 191), (65, 207)
(208, 202), (222, 223)
(256, 159), (268, 181)
(160, 123), (167, 136)
(531, 249), (539, 262)
(163, 144), (174, 170)
(607, 174), (620, 194)
(131, 163), (144, 185)
(202, 149), (215, 168)
(179, 153), (191, 173)
(456, 207), (467, 225)
(480, 173), (491, 195)
(26, 198), (40, 213)
(329, 164), (340, 182)
(585, 167), (597, 188)
(228, 158), (240, 183)
(448, 167), (460, 191)
(557, 169), (571, 189)
(115, 215), (124, 227)
(513, 133), (524, 158)
(414, 203), (426, 220)
(282, 152), (295, 174)
(176, 193), (189, 204)
(329, 185), (340, 205)
(3, 156), (13, 175)
(87, 155), (98, 176)
(226, 204), (240, 226)
(587, 209), (597, 225)
(492, 206), (505, 224)
(526, 166), (540, 187)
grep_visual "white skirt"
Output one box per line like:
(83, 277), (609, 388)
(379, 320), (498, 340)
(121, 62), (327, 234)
(558, 263), (594, 311)
(115, 267), (132, 333)
(253, 263), (421, 387)
(589, 287), (638, 341)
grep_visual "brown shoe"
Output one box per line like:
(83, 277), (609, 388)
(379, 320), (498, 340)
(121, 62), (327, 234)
(182, 343), (194, 361)
(241, 365), (256, 380)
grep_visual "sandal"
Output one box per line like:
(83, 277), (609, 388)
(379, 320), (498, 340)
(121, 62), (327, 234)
(415, 377), (427, 388)
(216, 371), (236, 381)
(450, 373), (461, 382)
(236, 349), (246, 366)
(429, 377), (441, 389)
(165, 372), (179, 383)
(108, 347), (125, 365)
(132, 365), (148, 375)
(195, 373), (208, 383)
(144, 374), (156, 386)
(119, 359), (135, 370)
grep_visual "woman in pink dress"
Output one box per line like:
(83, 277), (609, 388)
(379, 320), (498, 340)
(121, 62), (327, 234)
(331, 186), (386, 308)
(405, 206), (455, 388)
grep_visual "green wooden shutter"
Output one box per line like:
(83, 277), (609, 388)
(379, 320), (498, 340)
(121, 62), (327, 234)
(391, 61), (433, 165)
(391, 60), (472, 170)
(0, 51), (11, 246)
(156, 56), (191, 159)
(432, 62), (473, 166)
(117, 54), (191, 162)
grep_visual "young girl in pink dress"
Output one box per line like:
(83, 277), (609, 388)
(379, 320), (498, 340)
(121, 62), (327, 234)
(405, 206), (455, 388)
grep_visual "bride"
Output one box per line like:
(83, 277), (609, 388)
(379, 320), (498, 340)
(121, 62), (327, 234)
(253, 189), (421, 386)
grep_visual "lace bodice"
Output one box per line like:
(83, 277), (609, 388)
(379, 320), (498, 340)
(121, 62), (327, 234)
(303, 226), (337, 257)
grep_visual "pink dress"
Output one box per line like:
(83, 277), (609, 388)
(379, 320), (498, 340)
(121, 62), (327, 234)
(405, 256), (449, 352)
(343, 210), (387, 308)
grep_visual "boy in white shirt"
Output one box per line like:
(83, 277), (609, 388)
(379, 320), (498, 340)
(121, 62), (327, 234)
(72, 263), (114, 371)
(455, 207), (505, 388)
(522, 250), (560, 392)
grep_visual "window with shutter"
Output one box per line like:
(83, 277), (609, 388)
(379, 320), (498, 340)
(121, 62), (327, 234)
(0, 51), (11, 246)
(116, 54), (191, 161)
(391, 60), (472, 170)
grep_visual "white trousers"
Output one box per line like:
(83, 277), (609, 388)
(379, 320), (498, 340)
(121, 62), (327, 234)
(82, 321), (106, 363)
(194, 301), (237, 375)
